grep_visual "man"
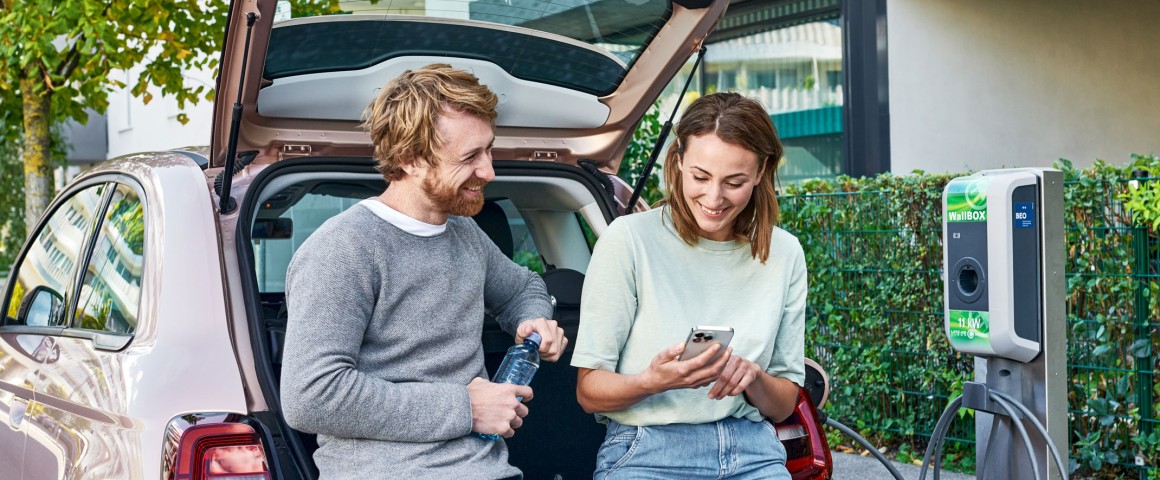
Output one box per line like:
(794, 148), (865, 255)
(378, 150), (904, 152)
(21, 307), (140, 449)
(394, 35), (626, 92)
(280, 64), (566, 480)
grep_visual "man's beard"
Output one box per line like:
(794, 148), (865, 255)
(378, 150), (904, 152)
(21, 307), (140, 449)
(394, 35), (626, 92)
(422, 173), (487, 217)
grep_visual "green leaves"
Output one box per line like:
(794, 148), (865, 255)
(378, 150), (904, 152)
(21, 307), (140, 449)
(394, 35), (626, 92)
(619, 101), (664, 206)
(0, 139), (27, 271)
(1130, 339), (1152, 358)
(0, 124), (68, 270)
(2, 0), (230, 222)
(782, 172), (974, 470)
(783, 156), (1160, 477)
(1118, 154), (1160, 231)
(0, 0), (230, 142)
(1058, 152), (1159, 479)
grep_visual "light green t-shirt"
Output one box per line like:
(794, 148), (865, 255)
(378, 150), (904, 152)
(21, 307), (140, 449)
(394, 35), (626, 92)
(571, 207), (807, 426)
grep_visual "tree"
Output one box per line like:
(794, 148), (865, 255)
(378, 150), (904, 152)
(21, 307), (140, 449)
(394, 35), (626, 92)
(0, 0), (229, 228)
(0, 114), (66, 271)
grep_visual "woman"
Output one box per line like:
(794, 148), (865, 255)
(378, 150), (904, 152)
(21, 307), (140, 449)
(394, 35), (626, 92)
(571, 92), (806, 479)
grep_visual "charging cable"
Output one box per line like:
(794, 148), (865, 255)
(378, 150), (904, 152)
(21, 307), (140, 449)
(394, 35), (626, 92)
(971, 395), (1038, 480)
(820, 411), (906, 480)
(923, 394), (1038, 480)
(809, 365), (1064, 479)
(917, 383), (1068, 480)
(918, 395), (962, 480)
(991, 390), (1068, 478)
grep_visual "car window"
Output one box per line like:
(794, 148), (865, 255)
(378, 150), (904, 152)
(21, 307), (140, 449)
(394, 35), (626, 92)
(496, 199), (544, 274)
(252, 191), (548, 291)
(253, 193), (363, 293)
(268, 0), (672, 96)
(4, 184), (107, 327)
(576, 213), (598, 251)
(73, 184), (144, 334)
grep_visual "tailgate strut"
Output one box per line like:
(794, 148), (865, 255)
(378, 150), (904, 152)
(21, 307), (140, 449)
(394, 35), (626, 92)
(625, 46), (707, 213)
(217, 12), (257, 214)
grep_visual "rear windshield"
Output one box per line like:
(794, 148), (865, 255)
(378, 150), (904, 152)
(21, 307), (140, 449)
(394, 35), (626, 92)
(267, 0), (672, 96)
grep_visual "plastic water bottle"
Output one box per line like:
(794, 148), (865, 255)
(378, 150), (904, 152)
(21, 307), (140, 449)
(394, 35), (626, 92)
(493, 332), (542, 390)
(476, 332), (542, 441)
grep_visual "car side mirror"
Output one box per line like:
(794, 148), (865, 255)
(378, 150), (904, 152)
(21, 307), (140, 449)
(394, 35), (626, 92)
(18, 285), (64, 327)
(803, 357), (830, 409)
(252, 217), (293, 239)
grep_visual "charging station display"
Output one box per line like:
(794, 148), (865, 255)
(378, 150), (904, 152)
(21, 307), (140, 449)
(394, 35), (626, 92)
(945, 177), (992, 352)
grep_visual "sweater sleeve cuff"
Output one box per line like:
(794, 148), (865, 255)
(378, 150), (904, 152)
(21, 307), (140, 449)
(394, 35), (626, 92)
(449, 383), (474, 437)
(392, 382), (475, 440)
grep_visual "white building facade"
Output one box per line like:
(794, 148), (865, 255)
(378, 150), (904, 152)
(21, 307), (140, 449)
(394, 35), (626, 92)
(62, 0), (1160, 180)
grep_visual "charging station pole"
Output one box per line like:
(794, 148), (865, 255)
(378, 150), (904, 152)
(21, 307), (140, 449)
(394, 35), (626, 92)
(943, 168), (1068, 479)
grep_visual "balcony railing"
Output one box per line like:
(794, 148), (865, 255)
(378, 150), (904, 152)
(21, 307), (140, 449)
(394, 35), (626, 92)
(657, 85), (843, 118)
(743, 86), (843, 114)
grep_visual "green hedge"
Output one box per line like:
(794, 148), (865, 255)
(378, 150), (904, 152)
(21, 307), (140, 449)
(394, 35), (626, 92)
(0, 139), (25, 271)
(0, 126), (68, 271)
(778, 155), (1159, 478)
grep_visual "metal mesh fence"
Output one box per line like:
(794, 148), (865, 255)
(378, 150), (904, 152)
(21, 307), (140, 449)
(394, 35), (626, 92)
(779, 174), (1158, 477)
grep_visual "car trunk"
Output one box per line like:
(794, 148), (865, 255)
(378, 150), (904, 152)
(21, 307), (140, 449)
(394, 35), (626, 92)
(209, 0), (728, 177)
(232, 157), (623, 479)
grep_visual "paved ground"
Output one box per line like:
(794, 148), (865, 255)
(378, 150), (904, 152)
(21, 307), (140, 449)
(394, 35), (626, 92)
(831, 451), (974, 480)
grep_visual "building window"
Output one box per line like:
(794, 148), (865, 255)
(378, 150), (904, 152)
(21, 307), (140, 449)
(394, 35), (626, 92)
(705, 16), (845, 183)
(644, 1), (849, 183)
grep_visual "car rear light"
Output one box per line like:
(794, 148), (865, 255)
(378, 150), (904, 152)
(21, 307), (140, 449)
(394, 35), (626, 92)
(775, 387), (833, 480)
(169, 421), (271, 480)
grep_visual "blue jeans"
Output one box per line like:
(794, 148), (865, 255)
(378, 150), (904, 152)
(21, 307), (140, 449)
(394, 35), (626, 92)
(594, 418), (791, 479)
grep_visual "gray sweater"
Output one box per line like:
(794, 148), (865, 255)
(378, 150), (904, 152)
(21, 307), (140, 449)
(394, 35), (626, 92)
(280, 205), (553, 480)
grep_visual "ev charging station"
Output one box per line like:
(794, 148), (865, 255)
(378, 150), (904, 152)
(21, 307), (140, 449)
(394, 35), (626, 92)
(942, 168), (1069, 479)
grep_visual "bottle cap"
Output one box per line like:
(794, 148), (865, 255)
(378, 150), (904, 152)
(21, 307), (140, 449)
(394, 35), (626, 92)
(526, 332), (542, 347)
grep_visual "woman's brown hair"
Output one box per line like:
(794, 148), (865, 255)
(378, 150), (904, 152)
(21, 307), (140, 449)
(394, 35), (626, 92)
(660, 92), (784, 263)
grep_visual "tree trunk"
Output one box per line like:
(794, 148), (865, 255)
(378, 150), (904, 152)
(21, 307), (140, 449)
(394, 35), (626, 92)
(21, 74), (53, 231)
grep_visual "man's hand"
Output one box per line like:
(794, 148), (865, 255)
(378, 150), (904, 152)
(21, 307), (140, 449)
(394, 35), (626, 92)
(707, 355), (761, 400)
(467, 378), (532, 438)
(516, 318), (568, 362)
(637, 342), (732, 394)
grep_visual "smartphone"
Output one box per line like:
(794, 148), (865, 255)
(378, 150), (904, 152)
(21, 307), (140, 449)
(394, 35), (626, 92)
(678, 326), (734, 362)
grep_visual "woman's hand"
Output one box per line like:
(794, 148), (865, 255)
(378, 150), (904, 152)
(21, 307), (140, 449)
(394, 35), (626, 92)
(707, 355), (762, 400)
(706, 356), (801, 421)
(638, 341), (732, 394)
(576, 343), (735, 413)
